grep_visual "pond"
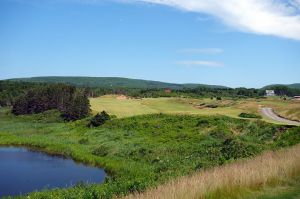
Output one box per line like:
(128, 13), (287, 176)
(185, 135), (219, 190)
(0, 147), (106, 197)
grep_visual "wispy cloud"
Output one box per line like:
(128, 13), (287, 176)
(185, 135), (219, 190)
(180, 48), (223, 54)
(10, 0), (300, 40)
(136, 0), (300, 41)
(176, 60), (224, 67)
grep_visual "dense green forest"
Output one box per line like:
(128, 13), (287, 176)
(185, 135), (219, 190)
(8, 76), (300, 90)
(9, 76), (227, 89)
(10, 83), (90, 121)
(0, 81), (45, 107)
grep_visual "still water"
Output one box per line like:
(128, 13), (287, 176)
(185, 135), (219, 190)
(0, 147), (106, 197)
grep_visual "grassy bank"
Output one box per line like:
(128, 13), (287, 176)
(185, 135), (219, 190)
(124, 144), (300, 199)
(0, 108), (299, 198)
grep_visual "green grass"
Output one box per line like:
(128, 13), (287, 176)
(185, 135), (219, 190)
(246, 177), (300, 199)
(90, 96), (300, 125)
(0, 107), (299, 198)
(90, 96), (242, 118)
(239, 112), (262, 119)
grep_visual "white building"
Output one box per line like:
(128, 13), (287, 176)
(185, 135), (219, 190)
(265, 90), (275, 97)
(293, 96), (300, 100)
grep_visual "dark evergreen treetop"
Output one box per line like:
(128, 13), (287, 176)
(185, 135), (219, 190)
(11, 84), (90, 121)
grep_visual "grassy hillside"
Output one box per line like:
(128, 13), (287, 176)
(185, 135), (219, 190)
(0, 108), (299, 198)
(125, 144), (300, 199)
(7, 76), (227, 89)
(90, 95), (300, 124)
(90, 95), (242, 118)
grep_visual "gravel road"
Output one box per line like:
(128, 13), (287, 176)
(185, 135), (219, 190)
(261, 107), (300, 126)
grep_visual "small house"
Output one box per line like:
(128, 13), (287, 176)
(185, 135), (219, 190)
(265, 90), (275, 97)
(164, 89), (172, 93)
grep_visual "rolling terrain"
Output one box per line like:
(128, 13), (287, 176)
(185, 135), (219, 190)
(125, 144), (300, 199)
(0, 107), (299, 198)
(7, 76), (227, 89)
(1, 78), (300, 198)
(90, 95), (300, 125)
(7, 76), (300, 90)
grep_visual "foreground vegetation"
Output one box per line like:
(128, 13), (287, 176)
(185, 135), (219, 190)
(0, 108), (299, 198)
(125, 144), (300, 199)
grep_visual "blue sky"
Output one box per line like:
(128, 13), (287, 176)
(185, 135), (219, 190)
(1, 0), (299, 88)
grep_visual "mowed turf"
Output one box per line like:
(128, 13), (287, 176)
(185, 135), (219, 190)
(90, 95), (300, 125)
(90, 96), (242, 118)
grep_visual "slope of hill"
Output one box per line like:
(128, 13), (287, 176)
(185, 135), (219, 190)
(263, 83), (300, 89)
(125, 144), (300, 199)
(7, 76), (228, 89)
(289, 83), (300, 89)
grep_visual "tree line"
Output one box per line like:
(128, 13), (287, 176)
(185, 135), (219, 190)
(11, 83), (90, 121)
(1, 80), (300, 112)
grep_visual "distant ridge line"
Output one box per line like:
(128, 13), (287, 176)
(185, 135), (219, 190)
(6, 76), (229, 89)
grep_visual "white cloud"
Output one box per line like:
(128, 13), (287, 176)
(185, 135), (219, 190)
(136, 0), (300, 41)
(176, 60), (224, 67)
(180, 48), (223, 54)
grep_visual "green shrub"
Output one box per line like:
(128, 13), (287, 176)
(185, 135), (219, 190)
(78, 138), (89, 144)
(196, 119), (210, 127)
(275, 127), (300, 147)
(206, 104), (218, 108)
(92, 145), (109, 157)
(89, 111), (111, 127)
(239, 112), (262, 119)
(221, 138), (259, 160)
(209, 130), (230, 140)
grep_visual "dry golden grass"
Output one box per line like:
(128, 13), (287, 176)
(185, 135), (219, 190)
(234, 98), (300, 122)
(123, 144), (300, 199)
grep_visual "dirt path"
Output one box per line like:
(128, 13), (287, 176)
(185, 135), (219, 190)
(261, 107), (300, 126)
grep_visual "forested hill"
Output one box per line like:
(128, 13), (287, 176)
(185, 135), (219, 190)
(7, 76), (228, 89)
(288, 83), (300, 89)
(263, 83), (300, 89)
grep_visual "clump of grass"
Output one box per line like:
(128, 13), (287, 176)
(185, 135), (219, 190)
(78, 138), (89, 144)
(92, 145), (109, 157)
(124, 144), (300, 199)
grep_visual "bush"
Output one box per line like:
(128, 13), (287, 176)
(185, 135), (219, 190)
(239, 112), (262, 119)
(216, 97), (222, 100)
(92, 145), (109, 157)
(196, 119), (210, 127)
(89, 111), (111, 127)
(78, 138), (89, 144)
(206, 104), (218, 108)
(275, 127), (300, 147)
(221, 138), (259, 160)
